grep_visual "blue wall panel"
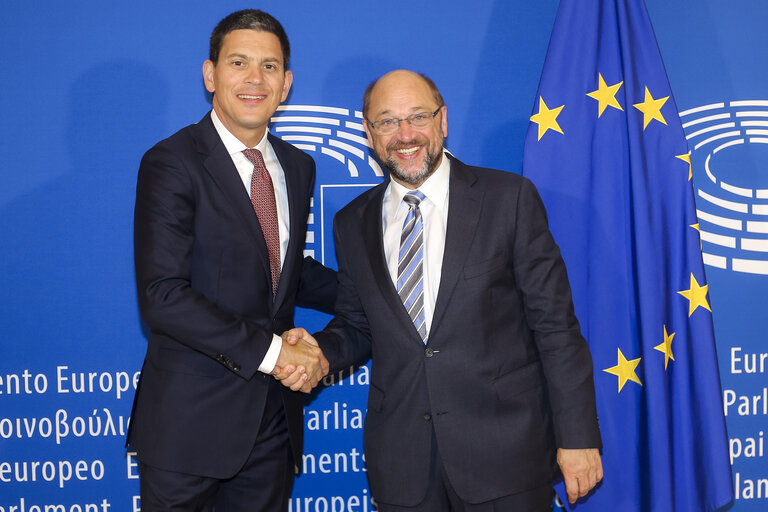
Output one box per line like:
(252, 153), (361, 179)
(1, 1), (765, 509)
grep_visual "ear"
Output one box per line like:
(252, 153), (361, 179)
(280, 70), (294, 102)
(440, 105), (448, 138)
(203, 60), (215, 93)
(363, 118), (375, 146)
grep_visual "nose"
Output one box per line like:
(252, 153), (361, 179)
(245, 67), (264, 84)
(395, 119), (416, 139)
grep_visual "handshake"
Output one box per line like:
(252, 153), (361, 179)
(272, 328), (327, 393)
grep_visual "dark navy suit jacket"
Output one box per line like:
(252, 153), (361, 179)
(129, 112), (335, 478)
(317, 156), (601, 506)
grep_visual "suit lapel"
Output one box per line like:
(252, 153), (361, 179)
(430, 157), (483, 339)
(359, 183), (424, 339)
(194, 113), (273, 295)
(360, 184), (396, 300)
(270, 133), (307, 307)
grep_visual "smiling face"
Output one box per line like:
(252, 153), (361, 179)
(203, 29), (293, 147)
(363, 70), (447, 189)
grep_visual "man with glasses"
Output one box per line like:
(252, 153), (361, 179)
(277, 70), (603, 511)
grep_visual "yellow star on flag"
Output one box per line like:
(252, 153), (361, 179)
(676, 151), (692, 181)
(633, 86), (669, 129)
(691, 222), (702, 248)
(587, 73), (624, 117)
(603, 348), (643, 392)
(678, 273), (712, 317)
(530, 96), (564, 141)
(654, 325), (676, 370)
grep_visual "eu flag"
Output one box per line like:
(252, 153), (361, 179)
(522, 1), (734, 510)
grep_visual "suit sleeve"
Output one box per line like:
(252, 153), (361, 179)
(313, 220), (373, 373)
(512, 177), (602, 450)
(288, 151), (337, 315)
(134, 144), (272, 380)
(296, 256), (338, 315)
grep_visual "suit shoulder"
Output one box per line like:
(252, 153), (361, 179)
(269, 134), (315, 168)
(335, 182), (386, 223)
(150, 120), (201, 151)
(341, 182), (385, 211)
(462, 164), (535, 194)
(141, 122), (199, 163)
(468, 164), (524, 183)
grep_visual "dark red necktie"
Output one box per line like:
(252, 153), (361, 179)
(243, 148), (280, 297)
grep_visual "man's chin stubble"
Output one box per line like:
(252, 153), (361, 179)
(384, 151), (438, 187)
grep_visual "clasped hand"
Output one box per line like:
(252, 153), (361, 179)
(272, 328), (327, 393)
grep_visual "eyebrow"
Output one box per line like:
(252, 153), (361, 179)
(225, 53), (252, 61)
(374, 106), (432, 118)
(224, 53), (282, 65)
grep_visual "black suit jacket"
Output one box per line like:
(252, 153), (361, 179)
(317, 156), (601, 506)
(128, 113), (335, 478)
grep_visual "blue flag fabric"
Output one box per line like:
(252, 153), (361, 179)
(521, 1), (733, 510)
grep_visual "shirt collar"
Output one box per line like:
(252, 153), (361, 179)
(210, 108), (269, 156)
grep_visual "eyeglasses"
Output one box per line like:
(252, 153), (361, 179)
(366, 106), (443, 135)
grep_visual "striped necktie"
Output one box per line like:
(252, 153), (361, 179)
(397, 190), (427, 343)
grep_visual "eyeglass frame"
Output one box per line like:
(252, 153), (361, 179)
(364, 106), (444, 134)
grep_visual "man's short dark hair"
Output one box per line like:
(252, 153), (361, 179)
(209, 9), (291, 68)
(362, 72), (445, 118)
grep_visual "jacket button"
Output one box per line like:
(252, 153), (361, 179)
(425, 348), (434, 358)
(423, 413), (432, 421)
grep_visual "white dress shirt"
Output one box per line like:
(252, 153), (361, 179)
(381, 152), (450, 339)
(210, 109), (288, 373)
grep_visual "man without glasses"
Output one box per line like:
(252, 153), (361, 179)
(129, 9), (335, 511)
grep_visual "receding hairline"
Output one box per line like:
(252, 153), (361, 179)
(362, 71), (445, 118)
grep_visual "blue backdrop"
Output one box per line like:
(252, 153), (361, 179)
(0, 1), (765, 510)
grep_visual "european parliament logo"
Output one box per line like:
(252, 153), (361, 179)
(683, 100), (768, 274)
(272, 105), (385, 268)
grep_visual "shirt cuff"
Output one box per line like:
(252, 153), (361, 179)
(258, 334), (283, 375)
